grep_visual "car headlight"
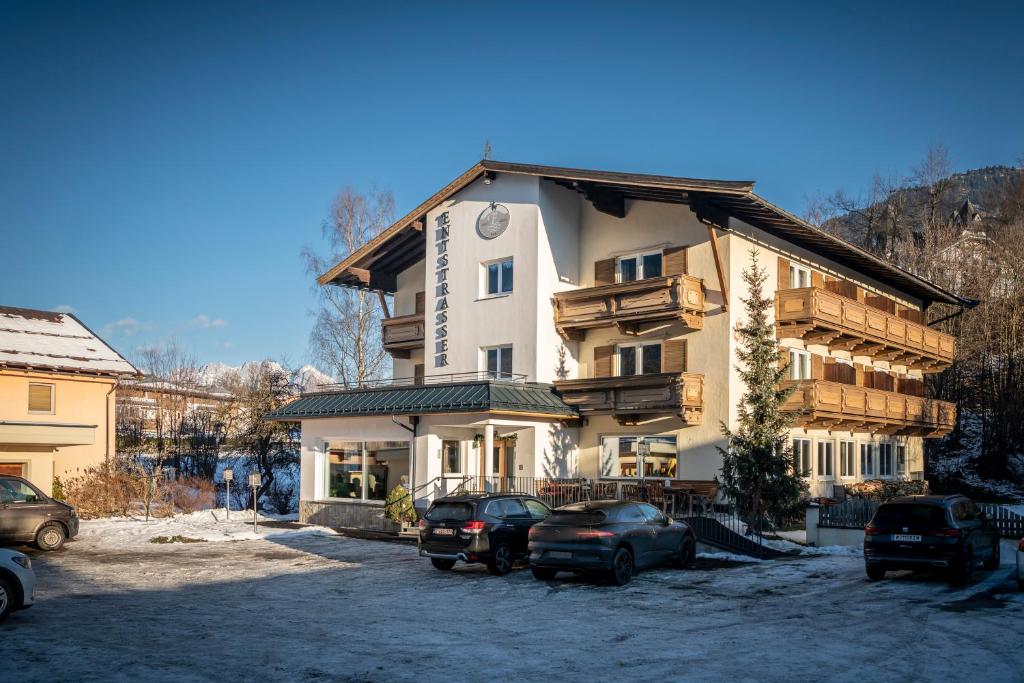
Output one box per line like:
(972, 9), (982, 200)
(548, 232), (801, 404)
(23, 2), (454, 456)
(11, 555), (31, 569)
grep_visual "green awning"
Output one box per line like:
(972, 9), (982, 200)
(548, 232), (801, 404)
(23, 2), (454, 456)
(264, 380), (576, 420)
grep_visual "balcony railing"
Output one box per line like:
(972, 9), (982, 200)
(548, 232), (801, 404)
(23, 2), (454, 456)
(554, 372), (704, 426)
(381, 313), (425, 357)
(553, 275), (705, 340)
(781, 379), (955, 437)
(775, 287), (955, 372)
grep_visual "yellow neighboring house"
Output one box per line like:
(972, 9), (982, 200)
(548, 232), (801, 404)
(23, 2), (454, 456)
(0, 305), (140, 494)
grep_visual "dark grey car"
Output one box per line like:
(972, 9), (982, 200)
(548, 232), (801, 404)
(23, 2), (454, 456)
(0, 475), (79, 550)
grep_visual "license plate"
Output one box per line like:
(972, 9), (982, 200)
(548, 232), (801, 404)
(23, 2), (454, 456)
(547, 551), (572, 560)
(892, 534), (921, 542)
(433, 528), (455, 536)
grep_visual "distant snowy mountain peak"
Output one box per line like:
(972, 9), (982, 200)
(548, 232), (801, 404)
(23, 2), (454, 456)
(198, 360), (335, 392)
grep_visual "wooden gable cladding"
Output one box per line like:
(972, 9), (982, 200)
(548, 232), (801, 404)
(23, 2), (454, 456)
(594, 259), (616, 286)
(663, 339), (687, 373)
(664, 246), (688, 276)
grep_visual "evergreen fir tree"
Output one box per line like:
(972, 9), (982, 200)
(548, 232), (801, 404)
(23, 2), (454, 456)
(716, 249), (808, 531)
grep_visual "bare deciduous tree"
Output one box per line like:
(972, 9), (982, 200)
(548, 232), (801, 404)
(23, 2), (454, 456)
(302, 187), (395, 386)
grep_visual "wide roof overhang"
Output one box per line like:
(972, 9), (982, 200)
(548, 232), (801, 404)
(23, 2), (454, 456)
(318, 160), (972, 308)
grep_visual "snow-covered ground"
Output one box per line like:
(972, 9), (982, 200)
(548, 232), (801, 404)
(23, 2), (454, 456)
(4, 513), (1023, 682)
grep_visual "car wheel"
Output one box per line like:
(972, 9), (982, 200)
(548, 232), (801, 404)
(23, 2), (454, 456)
(487, 543), (514, 576)
(430, 558), (456, 570)
(531, 567), (557, 581)
(982, 542), (1000, 571)
(866, 563), (886, 581)
(610, 546), (634, 586)
(949, 549), (973, 586)
(674, 537), (696, 569)
(36, 523), (66, 551)
(0, 575), (13, 623)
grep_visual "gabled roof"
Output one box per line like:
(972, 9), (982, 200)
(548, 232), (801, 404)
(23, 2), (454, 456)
(264, 380), (576, 420)
(319, 160), (972, 308)
(0, 306), (140, 377)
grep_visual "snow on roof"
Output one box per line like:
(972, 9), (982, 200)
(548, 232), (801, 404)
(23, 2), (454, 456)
(0, 305), (140, 377)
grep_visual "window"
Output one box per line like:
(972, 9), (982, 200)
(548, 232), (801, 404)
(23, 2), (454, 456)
(789, 350), (811, 380)
(484, 345), (513, 379)
(639, 504), (668, 524)
(616, 250), (663, 283)
(793, 438), (812, 476)
(789, 264), (811, 288)
(817, 441), (834, 479)
(878, 443), (894, 477)
(0, 478), (43, 504)
(895, 445), (907, 477)
(524, 499), (551, 519)
(28, 383), (54, 413)
(442, 440), (462, 475)
(599, 435), (677, 478)
(860, 443), (875, 477)
(839, 441), (856, 478)
(491, 498), (528, 518)
(617, 343), (662, 376)
(325, 441), (407, 502)
(618, 504), (647, 523)
(484, 258), (513, 295)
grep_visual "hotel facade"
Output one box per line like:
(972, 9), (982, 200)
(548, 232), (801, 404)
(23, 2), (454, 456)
(268, 161), (966, 530)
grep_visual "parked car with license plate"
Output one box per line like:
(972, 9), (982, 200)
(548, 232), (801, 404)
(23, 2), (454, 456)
(528, 500), (696, 586)
(863, 495), (1001, 585)
(0, 475), (79, 551)
(0, 547), (35, 622)
(418, 493), (552, 575)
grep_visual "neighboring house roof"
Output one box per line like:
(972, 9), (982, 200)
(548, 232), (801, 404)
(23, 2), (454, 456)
(318, 159), (971, 307)
(119, 377), (233, 401)
(0, 305), (140, 377)
(264, 380), (576, 420)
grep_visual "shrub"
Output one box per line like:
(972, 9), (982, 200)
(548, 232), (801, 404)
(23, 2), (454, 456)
(266, 477), (296, 515)
(162, 476), (216, 514)
(385, 484), (417, 524)
(51, 476), (65, 501)
(61, 460), (149, 519)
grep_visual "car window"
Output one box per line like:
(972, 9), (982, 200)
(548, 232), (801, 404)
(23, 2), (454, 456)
(639, 503), (666, 523)
(425, 502), (474, 522)
(0, 479), (41, 503)
(524, 499), (550, 519)
(499, 498), (529, 518)
(873, 504), (947, 527)
(618, 505), (646, 524)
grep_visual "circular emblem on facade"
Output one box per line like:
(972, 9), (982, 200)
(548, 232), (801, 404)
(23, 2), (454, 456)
(477, 203), (510, 239)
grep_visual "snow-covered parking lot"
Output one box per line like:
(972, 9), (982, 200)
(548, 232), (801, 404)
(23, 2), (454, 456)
(4, 512), (1024, 682)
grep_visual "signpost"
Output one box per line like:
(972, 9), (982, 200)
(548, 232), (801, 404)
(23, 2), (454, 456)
(249, 472), (260, 534)
(223, 468), (233, 521)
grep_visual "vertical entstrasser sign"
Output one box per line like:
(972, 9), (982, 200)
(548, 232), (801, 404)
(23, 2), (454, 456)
(434, 210), (450, 368)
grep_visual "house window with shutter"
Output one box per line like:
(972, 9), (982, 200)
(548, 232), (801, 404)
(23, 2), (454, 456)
(789, 350), (811, 380)
(615, 342), (662, 376)
(28, 383), (54, 414)
(616, 250), (662, 283)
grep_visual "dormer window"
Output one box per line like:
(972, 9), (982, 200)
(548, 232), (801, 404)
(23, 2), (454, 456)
(616, 250), (662, 283)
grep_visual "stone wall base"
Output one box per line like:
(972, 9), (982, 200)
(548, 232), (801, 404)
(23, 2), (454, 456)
(301, 499), (401, 534)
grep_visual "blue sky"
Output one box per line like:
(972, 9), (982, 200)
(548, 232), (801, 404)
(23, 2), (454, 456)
(2, 1), (1022, 371)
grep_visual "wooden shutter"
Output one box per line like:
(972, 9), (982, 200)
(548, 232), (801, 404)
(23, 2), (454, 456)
(777, 257), (790, 290)
(811, 271), (824, 288)
(594, 259), (616, 286)
(28, 383), (53, 412)
(854, 363), (865, 386)
(413, 364), (424, 385)
(811, 354), (824, 380)
(663, 339), (687, 373)
(778, 349), (791, 372)
(898, 307), (923, 324)
(414, 291), (425, 315)
(593, 345), (615, 377)
(664, 246), (687, 276)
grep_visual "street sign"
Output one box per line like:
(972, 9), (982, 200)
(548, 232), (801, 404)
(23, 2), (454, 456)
(223, 469), (233, 481)
(248, 473), (260, 488)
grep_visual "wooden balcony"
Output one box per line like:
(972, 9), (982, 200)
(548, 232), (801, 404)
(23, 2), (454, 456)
(553, 275), (705, 340)
(381, 313), (424, 358)
(554, 372), (704, 426)
(781, 379), (955, 437)
(775, 287), (955, 372)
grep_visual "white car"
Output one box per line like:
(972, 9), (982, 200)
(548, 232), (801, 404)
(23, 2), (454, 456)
(0, 548), (35, 622)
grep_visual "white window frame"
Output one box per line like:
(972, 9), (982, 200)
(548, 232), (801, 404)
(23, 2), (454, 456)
(839, 440), (857, 479)
(481, 257), (513, 297)
(789, 350), (812, 380)
(28, 383), (55, 415)
(789, 264), (812, 289)
(816, 440), (835, 480)
(793, 437), (812, 477)
(615, 342), (662, 377)
(895, 444), (907, 477)
(878, 443), (894, 478)
(481, 345), (514, 379)
(860, 443), (876, 478)
(441, 439), (464, 476)
(599, 434), (678, 480)
(616, 249), (663, 283)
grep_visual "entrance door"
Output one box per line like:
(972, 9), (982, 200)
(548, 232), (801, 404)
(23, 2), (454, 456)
(488, 439), (514, 490)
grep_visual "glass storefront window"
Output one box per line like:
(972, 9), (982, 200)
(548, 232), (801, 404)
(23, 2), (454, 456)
(599, 435), (677, 478)
(326, 440), (408, 502)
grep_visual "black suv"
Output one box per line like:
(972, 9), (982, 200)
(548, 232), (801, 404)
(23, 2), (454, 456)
(418, 493), (551, 575)
(0, 475), (79, 550)
(864, 494), (1001, 585)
